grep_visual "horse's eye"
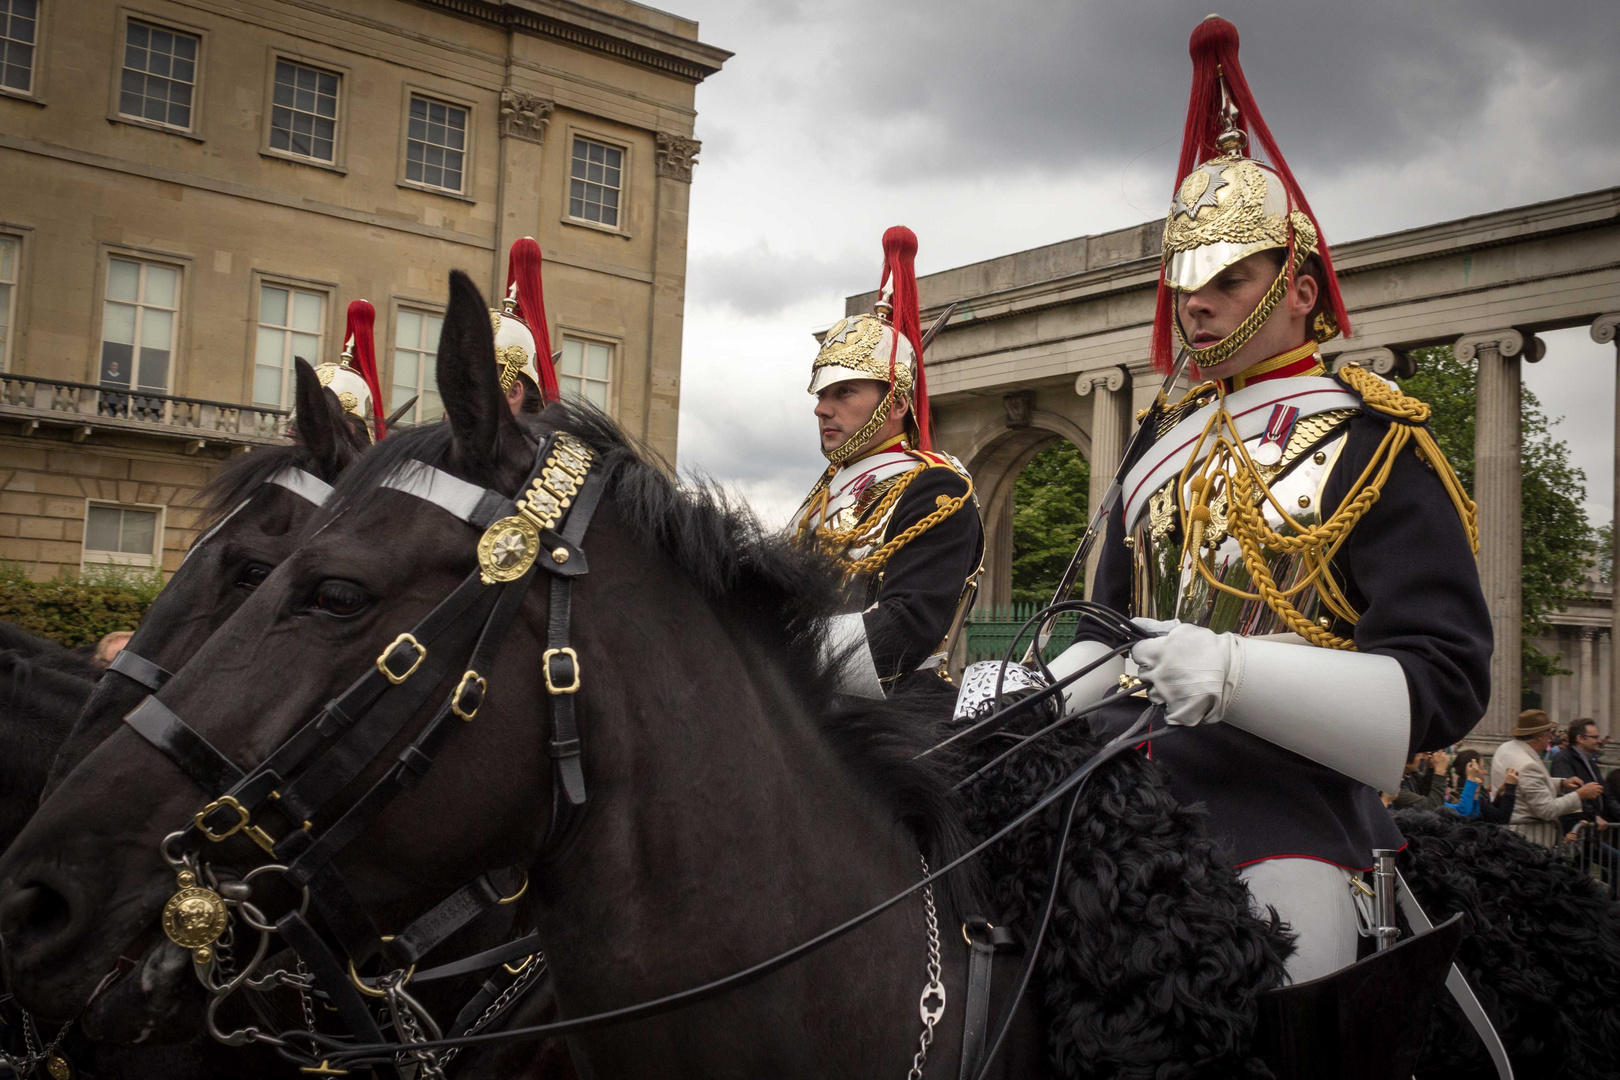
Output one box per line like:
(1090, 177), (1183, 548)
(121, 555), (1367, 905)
(308, 579), (370, 620)
(238, 562), (273, 591)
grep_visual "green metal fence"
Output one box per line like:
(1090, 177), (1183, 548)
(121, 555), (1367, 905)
(963, 601), (1079, 664)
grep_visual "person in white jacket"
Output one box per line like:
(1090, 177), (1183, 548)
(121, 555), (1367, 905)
(1490, 710), (1603, 848)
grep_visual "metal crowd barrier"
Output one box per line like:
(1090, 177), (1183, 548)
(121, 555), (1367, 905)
(1556, 820), (1620, 899)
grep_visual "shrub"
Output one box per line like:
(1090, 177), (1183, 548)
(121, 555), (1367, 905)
(0, 562), (162, 647)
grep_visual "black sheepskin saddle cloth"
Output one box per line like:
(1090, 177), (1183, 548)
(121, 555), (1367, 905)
(951, 707), (1292, 1080)
(1395, 809), (1620, 1080)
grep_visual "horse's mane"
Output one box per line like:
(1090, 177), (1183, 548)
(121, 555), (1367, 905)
(326, 403), (976, 903)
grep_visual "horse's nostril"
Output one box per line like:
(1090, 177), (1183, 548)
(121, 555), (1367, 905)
(0, 881), (73, 943)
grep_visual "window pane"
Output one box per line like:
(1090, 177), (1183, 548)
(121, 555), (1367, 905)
(1, 237), (17, 281)
(260, 286), (288, 327)
(584, 380), (608, 408)
(396, 309), (420, 344)
(143, 264), (178, 308)
(107, 259), (140, 302)
(424, 314), (443, 350)
(419, 387), (442, 422)
(85, 507), (121, 552)
(253, 363), (283, 407)
(126, 21), (148, 47)
(291, 290), (322, 332)
(289, 331), (319, 366)
(255, 325), (284, 364)
(119, 509), (156, 555)
(137, 346), (169, 392)
(101, 302), (136, 345)
(140, 307), (173, 350)
(99, 341), (133, 386)
(393, 348), (417, 390)
(560, 338), (583, 376)
(586, 343), (610, 380)
(559, 375), (581, 401)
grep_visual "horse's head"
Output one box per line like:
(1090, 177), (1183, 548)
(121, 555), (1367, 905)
(0, 272), (582, 1041)
(0, 359), (366, 1041)
(43, 359), (368, 797)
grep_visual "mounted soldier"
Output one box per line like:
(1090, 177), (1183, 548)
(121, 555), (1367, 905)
(492, 236), (562, 417)
(313, 299), (385, 443)
(1046, 15), (1492, 983)
(792, 226), (984, 699)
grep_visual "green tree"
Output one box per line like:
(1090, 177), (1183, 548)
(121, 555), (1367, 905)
(1011, 440), (1090, 604)
(1400, 346), (1596, 676)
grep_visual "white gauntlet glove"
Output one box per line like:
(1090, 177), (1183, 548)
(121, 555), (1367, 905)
(1129, 619), (1242, 726)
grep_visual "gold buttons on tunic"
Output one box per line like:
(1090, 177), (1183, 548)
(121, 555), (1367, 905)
(1313, 451), (1327, 465)
(1298, 495), (1311, 508)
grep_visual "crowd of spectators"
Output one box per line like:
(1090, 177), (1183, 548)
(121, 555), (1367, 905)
(1382, 709), (1618, 897)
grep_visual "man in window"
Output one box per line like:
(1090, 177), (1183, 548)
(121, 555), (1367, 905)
(791, 226), (983, 701)
(490, 237), (561, 417)
(1043, 17), (1491, 983)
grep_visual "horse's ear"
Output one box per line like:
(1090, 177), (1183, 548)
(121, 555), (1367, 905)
(291, 358), (341, 469)
(437, 270), (513, 474)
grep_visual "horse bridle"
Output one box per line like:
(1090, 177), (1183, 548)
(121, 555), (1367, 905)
(114, 433), (603, 1077)
(105, 467), (337, 696)
(109, 429), (1159, 1079)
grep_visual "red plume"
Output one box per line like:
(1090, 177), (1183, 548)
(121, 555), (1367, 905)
(1150, 15), (1351, 372)
(878, 225), (932, 450)
(506, 238), (560, 403)
(343, 300), (385, 438)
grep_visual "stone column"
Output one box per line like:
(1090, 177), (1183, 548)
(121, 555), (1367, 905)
(1600, 631), (1613, 735)
(1580, 628), (1597, 719)
(640, 133), (702, 453)
(1546, 644), (1562, 721)
(1458, 329), (1542, 739)
(1593, 312), (1620, 738)
(1075, 366), (1131, 598)
(492, 88), (554, 293)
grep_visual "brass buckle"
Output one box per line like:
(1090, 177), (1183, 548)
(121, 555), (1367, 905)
(194, 796), (277, 854)
(451, 670), (487, 721)
(376, 633), (425, 684)
(300, 1063), (351, 1076)
(542, 647), (581, 695)
(503, 954), (536, 976)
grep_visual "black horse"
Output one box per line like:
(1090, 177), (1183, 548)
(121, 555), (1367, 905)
(0, 362), (365, 1078)
(0, 274), (1321, 1078)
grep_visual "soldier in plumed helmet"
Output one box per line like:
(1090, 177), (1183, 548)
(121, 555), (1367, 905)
(1044, 15), (1492, 982)
(792, 227), (984, 699)
(491, 237), (562, 417)
(314, 299), (385, 442)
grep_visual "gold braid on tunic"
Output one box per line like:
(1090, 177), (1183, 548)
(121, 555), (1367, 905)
(1174, 363), (1478, 651)
(795, 463), (975, 580)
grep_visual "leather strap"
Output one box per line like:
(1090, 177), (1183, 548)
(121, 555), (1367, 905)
(268, 467), (334, 507)
(123, 696), (243, 795)
(277, 910), (402, 1080)
(959, 916), (1016, 1080)
(108, 648), (173, 692)
(414, 933), (543, 985)
(384, 868), (528, 970)
(382, 461), (513, 528)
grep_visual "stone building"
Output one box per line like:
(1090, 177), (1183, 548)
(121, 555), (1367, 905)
(849, 187), (1620, 746)
(0, 0), (726, 578)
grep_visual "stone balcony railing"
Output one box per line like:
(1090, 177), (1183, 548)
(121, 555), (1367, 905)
(0, 373), (289, 449)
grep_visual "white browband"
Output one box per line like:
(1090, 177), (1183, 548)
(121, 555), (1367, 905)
(269, 467), (334, 507)
(382, 461), (495, 525)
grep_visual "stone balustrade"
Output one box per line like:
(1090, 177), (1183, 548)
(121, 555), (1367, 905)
(0, 373), (289, 447)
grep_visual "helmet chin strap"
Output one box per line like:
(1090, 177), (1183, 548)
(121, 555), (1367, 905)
(822, 382), (907, 466)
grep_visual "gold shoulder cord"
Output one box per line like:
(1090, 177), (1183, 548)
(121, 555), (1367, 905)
(798, 463), (974, 580)
(1176, 363), (1478, 650)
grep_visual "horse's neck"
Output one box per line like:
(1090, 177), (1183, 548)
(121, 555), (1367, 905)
(535, 591), (928, 1073)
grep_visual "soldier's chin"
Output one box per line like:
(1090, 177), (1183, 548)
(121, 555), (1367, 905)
(80, 939), (205, 1044)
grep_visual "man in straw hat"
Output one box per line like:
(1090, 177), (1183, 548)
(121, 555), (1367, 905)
(1493, 710), (1603, 848)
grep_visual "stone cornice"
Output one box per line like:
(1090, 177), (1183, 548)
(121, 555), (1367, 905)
(418, 0), (731, 83)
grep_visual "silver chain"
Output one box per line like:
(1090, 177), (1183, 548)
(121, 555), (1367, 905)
(436, 952), (546, 1073)
(386, 979), (447, 1080)
(295, 958), (318, 1035)
(907, 855), (946, 1080)
(0, 1013), (72, 1078)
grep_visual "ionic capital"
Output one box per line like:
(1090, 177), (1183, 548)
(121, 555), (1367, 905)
(1074, 366), (1128, 396)
(1329, 346), (1410, 378)
(1592, 313), (1620, 348)
(1455, 329), (1544, 364)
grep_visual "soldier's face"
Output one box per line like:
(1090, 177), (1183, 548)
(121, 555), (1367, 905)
(1176, 251), (1317, 380)
(814, 379), (902, 454)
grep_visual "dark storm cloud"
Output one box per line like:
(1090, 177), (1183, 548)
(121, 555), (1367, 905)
(820, 0), (1620, 183)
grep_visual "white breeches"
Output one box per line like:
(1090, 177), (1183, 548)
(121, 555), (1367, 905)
(1239, 857), (1362, 984)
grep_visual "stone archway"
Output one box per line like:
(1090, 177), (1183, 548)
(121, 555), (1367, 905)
(962, 409), (1090, 610)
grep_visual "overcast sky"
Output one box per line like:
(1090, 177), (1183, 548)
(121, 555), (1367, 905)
(669, 0), (1620, 528)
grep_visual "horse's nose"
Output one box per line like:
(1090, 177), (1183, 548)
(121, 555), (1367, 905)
(0, 871), (81, 962)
